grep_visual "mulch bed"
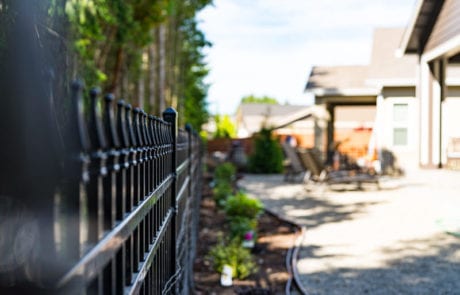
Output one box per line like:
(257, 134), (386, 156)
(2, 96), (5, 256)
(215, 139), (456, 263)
(193, 184), (298, 295)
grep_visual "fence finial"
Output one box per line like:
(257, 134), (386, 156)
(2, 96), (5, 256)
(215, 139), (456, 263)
(148, 115), (156, 145)
(142, 111), (152, 146)
(133, 108), (143, 147)
(163, 107), (177, 145)
(185, 123), (192, 133)
(104, 93), (120, 148)
(71, 81), (90, 151)
(117, 100), (130, 148)
(88, 88), (107, 149)
(124, 104), (137, 147)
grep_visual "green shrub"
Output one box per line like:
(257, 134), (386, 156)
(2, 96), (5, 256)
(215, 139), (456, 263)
(212, 163), (237, 207)
(214, 162), (236, 184)
(248, 128), (283, 173)
(212, 182), (233, 207)
(228, 216), (257, 240)
(224, 192), (263, 220)
(208, 236), (258, 279)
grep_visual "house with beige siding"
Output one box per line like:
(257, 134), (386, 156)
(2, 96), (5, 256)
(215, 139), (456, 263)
(307, 26), (460, 171)
(367, 28), (420, 171)
(235, 103), (312, 139)
(400, 0), (460, 169)
(306, 65), (378, 161)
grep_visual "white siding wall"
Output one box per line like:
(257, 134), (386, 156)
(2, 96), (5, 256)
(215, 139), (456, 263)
(443, 89), (460, 163)
(381, 89), (419, 171)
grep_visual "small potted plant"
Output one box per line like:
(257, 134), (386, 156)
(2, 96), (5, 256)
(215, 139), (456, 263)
(242, 230), (255, 248)
(208, 235), (258, 285)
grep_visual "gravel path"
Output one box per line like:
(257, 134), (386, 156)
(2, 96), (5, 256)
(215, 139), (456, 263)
(239, 170), (460, 295)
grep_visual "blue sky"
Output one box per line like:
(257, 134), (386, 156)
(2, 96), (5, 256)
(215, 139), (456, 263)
(198, 0), (417, 115)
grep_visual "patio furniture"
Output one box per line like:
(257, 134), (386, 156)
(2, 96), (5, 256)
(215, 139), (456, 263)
(281, 141), (306, 182)
(297, 148), (380, 190)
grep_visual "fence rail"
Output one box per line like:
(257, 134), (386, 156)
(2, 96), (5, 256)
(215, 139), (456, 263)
(0, 82), (203, 294)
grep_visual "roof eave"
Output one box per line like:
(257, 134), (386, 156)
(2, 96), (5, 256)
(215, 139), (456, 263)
(309, 88), (379, 97)
(400, 0), (446, 55)
(365, 78), (417, 88)
(399, 0), (425, 55)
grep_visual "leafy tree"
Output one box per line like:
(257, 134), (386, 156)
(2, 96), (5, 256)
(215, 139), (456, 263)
(248, 128), (283, 173)
(213, 115), (237, 139)
(65, 0), (168, 90)
(1, 0), (212, 131)
(241, 95), (278, 104)
(64, 0), (211, 129)
(179, 12), (211, 130)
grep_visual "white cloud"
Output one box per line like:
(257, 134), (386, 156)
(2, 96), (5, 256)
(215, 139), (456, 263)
(198, 0), (417, 114)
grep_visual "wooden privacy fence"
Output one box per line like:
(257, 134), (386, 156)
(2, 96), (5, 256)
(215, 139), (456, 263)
(0, 82), (203, 294)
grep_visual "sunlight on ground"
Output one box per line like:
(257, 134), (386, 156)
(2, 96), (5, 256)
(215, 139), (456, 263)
(258, 234), (294, 250)
(239, 170), (460, 292)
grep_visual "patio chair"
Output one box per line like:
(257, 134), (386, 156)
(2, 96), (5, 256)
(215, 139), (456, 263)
(281, 141), (306, 182)
(297, 148), (379, 190)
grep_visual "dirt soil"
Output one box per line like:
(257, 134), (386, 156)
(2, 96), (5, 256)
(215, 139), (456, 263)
(193, 184), (298, 295)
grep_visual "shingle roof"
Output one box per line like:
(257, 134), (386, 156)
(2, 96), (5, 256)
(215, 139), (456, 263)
(305, 65), (377, 96)
(238, 103), (304, 117)
(367, 28), (418, 86)
(236, 104), (327, 135)
(305, 28), (421, 94)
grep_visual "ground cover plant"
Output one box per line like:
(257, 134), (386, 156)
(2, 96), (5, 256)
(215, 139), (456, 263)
(207, 162), (264, 282)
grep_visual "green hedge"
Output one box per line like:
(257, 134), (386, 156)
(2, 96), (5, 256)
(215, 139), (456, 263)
(248, 128), (283, 173)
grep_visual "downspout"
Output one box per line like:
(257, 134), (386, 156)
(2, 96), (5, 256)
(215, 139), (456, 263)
(438, 58), (446, 168)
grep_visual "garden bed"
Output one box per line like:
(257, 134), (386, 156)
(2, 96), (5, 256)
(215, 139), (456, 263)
(193, 188), (298, 294)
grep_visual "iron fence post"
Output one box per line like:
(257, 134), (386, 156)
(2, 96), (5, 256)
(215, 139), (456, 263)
(163, 107), (178, 294)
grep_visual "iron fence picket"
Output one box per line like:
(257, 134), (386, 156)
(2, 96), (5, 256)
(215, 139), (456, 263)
(0, 83), (203, 294)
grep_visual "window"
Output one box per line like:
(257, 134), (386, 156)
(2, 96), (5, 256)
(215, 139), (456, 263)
(392, 103), (408, 146)
(393, 128), (408, 146)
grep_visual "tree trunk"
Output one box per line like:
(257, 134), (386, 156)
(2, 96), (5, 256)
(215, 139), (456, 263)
(137, 56), (145, 109)
(96, 26), (115, 71)
(107, 45), (123, 94)
(171, 7), (182, 115)
(166, 11), (175, 109)
(147, 34), (157, 114)
(158, 23), (166, 113)
(121, 62), (129, 103)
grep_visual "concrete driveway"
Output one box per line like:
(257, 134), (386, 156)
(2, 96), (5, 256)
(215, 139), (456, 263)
(238, 169), (460, 294)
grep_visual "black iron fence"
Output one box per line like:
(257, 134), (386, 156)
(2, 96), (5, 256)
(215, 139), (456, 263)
(0, 82), (203, 294)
